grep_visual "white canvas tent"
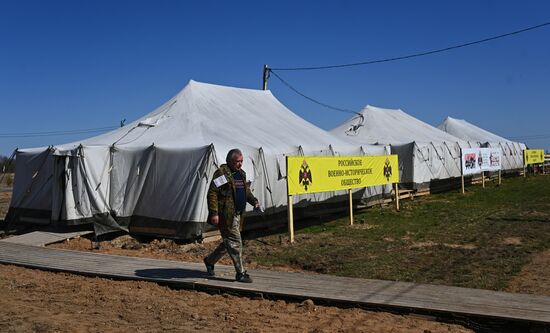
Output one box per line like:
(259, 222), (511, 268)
(331, 105), (469, 189)
(7, 80), (386, 239)
(437, 117), (525, 171)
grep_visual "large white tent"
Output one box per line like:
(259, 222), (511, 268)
(7, 80), (386, 239)
(331, 105), (469, 189)
(437, 117), (525, 171)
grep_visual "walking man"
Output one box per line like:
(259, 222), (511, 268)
(204, 148), (261, 283)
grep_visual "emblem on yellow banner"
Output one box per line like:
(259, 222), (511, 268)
(383, 158), (392, 181)
(299, 160), (312, 191)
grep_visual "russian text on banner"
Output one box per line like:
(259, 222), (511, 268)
(524, 149), (545, 166)
(287, 155), (399, 195)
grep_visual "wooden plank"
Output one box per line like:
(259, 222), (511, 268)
(0, 230), (94, 246)
(201, 230), (221, 238)
(358, 198), (393, 209)
(413, 191), (431, 198)
(201, 230), (222, 243)
(0, 242), (549, 325)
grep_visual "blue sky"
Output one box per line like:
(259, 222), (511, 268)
(1, 1), (549, 156)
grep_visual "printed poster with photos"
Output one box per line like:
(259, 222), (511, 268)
(461, 148), (502, 175)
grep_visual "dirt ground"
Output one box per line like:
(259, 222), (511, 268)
(49, 235), (303, 273)
(2, 220), (550, 333)
(2, 185), (549, 332)
(0, 190), (475, 333)
(506, 248), (550, 296)
(0, 264), (474, 333)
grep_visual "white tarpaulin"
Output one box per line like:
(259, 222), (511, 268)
(331, 105), (468, 189)
(461, 147), (502, 175)
(7, 80), (387, 238)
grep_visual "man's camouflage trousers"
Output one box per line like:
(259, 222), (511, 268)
(205, 215), (244, 274)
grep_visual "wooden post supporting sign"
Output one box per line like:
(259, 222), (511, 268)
(286, 156), (295, 243)
(287, 194), (294, 243)
(348, 189), (354, 225)
(394, 183), (400, 211)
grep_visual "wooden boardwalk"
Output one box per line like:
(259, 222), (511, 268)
(1, 241), (549, 329)
(0, 230), (93, 246)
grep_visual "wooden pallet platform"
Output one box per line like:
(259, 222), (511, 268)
(0, 230), (93, 247)
(0, 242), (549, 328)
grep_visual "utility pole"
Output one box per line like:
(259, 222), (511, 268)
(262, 64), (269, 91)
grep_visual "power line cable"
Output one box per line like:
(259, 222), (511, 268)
(271, 21), (550, 71)
(268, 69), (360, 115)
(0, 126), (118, 138)
(270, 68), (550, 141)
(509, 133), (550, 140)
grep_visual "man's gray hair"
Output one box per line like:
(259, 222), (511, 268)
(226, 148), (243, 164)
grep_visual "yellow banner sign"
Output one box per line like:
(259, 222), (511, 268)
(287, 155), (399, 195)
(524, 149), (545, 165)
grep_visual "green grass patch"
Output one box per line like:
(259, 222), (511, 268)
(247, 175), (550, 291)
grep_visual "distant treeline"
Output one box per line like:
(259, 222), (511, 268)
(1, 155), (16, 173)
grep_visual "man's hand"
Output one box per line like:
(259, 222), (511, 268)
(253, 202), (264, 213)
(210, 215), (219, 226)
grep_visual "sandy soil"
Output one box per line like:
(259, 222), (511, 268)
(506, 249), (550, 296)
(50, 235), (303, 273)
(0, 189), (474, 332)
(0, 186), (547, 332)
(0, 264), (473, 333)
